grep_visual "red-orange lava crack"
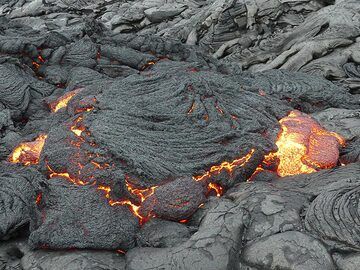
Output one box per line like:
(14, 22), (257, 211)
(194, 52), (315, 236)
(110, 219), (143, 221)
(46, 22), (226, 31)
(97, 185), (148, 224)
(193, 148), (255, 181)
(187, 101), (195, 114)
(46, 163), (91, 186)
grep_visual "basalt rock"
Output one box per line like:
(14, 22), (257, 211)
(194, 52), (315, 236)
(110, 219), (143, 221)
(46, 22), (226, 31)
(0, 165), (43, 240)
(232, 69), (359, 113)
(136, 219), (192, 248)
(126, 199), (249, 270)
(28, 178), (139, 250)
(333, 253), (360, 270)
(312, 108), (360, 140)
(139, 177), (206, 221)
(305, 178), (360, 251)
(340, 137), (360, 164)
(0, 1), (359, 269)
(227, 181), (311, 242)
(240, 231), (336, 270)
(21, 249), (126, 270)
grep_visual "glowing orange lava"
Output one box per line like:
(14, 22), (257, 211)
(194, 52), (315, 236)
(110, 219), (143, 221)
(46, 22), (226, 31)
(36, 193), (42, 205)
(47, 163), (90, 186)
(50, 88), (82, 112)
(125, 179), (157, 202)
(97, 185), (146, 223)
(264, 110), (345, 177)
(70, 116), (86, 137)
(193, 148), (255, 181)
(208, 183), (223, 197)
(187, 102), (195, 114)
(9, 134), (48, 166)
(140, 61), (156, 71)
(32, 61), (40, 69)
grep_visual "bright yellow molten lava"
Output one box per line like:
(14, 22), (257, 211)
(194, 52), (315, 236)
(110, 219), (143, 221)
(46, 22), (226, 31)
(50, 88), (82, 112)
(9, 134), (48, 165)
(264, 110), (345, 177)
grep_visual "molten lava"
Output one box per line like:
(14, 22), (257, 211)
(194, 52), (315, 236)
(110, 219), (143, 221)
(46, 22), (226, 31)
(264, 110), (345, 177)
(125, 179), (157, 203)
(50, 88), (82, 112)
(97, 185), (146, 223)
(46, 163), (90, 186)
(70, 116), (86, 137)
(36, 193), (42, 205)
(193, 148), (255, 181)
(9, 134), (48, 166)
(208, 183), (223, 197)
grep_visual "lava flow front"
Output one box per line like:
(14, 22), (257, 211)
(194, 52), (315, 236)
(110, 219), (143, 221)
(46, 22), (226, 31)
(8, 134), (48, 166)
(263, 110), (345, 177)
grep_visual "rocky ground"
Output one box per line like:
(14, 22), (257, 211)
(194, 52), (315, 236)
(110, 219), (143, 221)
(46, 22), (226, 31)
(0, 0), (359, 269)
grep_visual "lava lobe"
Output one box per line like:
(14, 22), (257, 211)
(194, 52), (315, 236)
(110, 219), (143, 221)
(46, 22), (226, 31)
(262, 110), (345, 177)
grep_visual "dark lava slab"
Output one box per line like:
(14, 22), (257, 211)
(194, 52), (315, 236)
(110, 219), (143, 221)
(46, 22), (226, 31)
(227, 181), (311, 242)
(334, 253), (360, 270)
(126, 198), (248, 270)
(0, 237), (28, 270)
(140, 177), (206, 221)
(233, 69), (359, 113)
(305, 178), (360, 251)
(136, 218), (191, 248)
(21, 249), (125, 270)
(29, 177), (139, 250)
(265, 163), (360, 196)
(240, 231), (336, 270)
(0, 165), (42, 240)
(0, 64), (31, 117)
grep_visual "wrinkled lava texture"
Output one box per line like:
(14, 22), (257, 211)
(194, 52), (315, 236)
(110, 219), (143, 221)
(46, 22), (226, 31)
(0, 2), (359, 270)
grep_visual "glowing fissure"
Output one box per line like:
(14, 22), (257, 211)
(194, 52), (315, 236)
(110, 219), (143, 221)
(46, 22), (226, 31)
(193, 148), (255, 181)
(47, 163), (91, 186)
(50, 88), (82, 113)
(125, 179), (158, 202)
(9, 134), (48, 166)
(97, 185), (147, 224)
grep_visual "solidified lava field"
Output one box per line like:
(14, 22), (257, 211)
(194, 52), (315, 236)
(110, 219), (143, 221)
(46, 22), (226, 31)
(0, 0), (359, 269)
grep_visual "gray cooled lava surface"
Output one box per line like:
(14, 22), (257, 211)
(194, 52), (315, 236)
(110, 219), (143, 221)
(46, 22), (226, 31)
(0, 0), (359, 269)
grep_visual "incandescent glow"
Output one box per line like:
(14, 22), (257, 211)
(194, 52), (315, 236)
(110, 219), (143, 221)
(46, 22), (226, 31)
(47, 163), (90, 186)
(9, 134), (48, 165)
(208, 183), (223, 197)
(125, 179), (157, 203)
(193, 148), (255, 181)
(36, 193), (42, 205)
(264, 110), (345, 177)
(70, 116), (86, 137)
(50, 88), (82, 112)
(97, 185), (145, 223)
